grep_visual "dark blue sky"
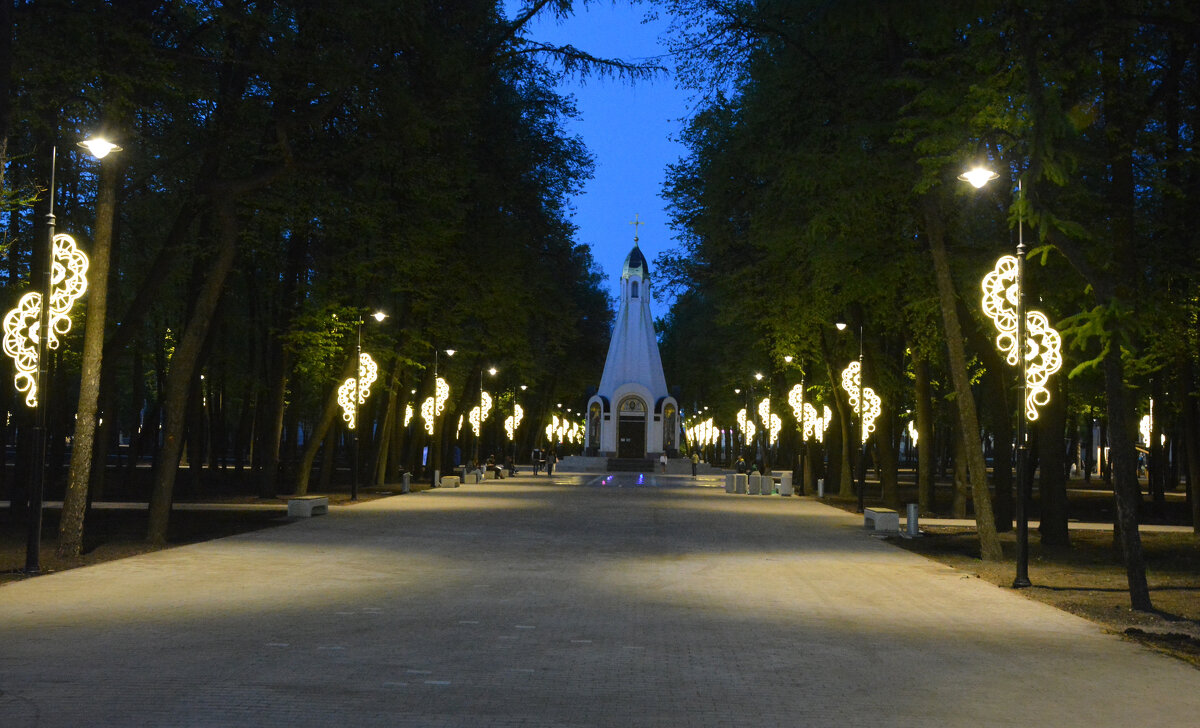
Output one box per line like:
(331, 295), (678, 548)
(510, 2), (691, 300)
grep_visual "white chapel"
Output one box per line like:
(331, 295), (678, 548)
(586, 229), (680, 459)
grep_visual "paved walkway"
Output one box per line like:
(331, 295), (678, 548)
(2, 475), (1198, 727)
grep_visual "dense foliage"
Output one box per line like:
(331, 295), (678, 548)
(657, 0), (1200, 608)
(0, 1), (653, 548)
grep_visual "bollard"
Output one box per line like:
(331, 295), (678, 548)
(434, 469), (440, 488)
(817, 478), (824, 498)
(401, 472), (411, 494)
(780, 472), (793, 496)
(906, 503), (920, 537)
(748, 473), (761, 495)
(735, 473), (747, 494)
(725, 473), (736, 493)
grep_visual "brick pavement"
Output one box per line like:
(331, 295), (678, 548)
(2, 476), (1198, 727)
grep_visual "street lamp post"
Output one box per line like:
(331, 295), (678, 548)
(431, 346), (455, 485)
(837, 320), (866, 512)
(962, 165), (1033, 588)
(24, 138), (119, 574)
(476, 366), (497, 464)
(352, 311), (387, 501)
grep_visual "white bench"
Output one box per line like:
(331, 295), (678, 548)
(440, 475), (460, 488)
(864, 507), (899, 532)
(288, 496), (328, 517)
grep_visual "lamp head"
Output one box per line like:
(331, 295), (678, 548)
(372, 311), (387, 322)
(754, 372), (764, 381)
(488, 367), (498, 376)
(835, 321), (847, 332)
(958, 166), (1000, 189)
(520, 384), (527, 391)
(78, 137), (122, 159)
(444, 349), (456, 357)
(734, 388), (741, 395)
(783, 355), (793, 363)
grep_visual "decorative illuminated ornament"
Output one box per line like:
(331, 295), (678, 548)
(981, 255), (1063, 420)
(504, 404), (524, 440)
(434, 377), (450, 415)
(787, 384), (805, 423)
(840, 361), (881, 443)
(908, 420), (919, 446)
(735, 408), (756, 442)
(421, 397), (436, 434)
(468, 391), (493, 436)
(3, 233), (90, 407)
(337, 352), (379, 429)
(404, 403), (414, 428)
(802, 403), (832, 443)
(457, 414), (464, 438)
(757, 397), (772, 428)
(768, 414), (782, 445)
(1139, 414), (1150, 445)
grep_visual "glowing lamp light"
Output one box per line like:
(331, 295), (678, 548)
(958, 165), (1000, 189)
(908, 420), (919, 446)
(769, 414), (782, 445)
(434, 377), (450, 415)
(457, 414), (464, 438)
(981, 255), (1063, 420)
(77, 137), (123, 159)
(3, 233), (90, 407)
(404, 403), (414, 428)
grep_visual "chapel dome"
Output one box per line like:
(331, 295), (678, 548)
(622, 244), (650, 280)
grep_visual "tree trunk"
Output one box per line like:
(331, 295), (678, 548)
(1103, 344), (1152, 610)
(952, 423), (968, 519)
(1037, 376), (1070, 547)
(925, 198), (1002, 561)
(57, 142), (122, 557)
(294, 354), (357, 496)
(146, 197), (240, 544)
(914, 356), (935, 513)
(259, 346), (290, 498)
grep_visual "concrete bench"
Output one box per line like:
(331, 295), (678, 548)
(864, 507), (899, 532)
(287, 496), (328, 518)
(440, 475), (460, 488)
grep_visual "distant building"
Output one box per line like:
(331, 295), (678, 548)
(586, 234), (679, 458)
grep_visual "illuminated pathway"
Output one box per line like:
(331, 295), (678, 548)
(2, 480), (1199, 726)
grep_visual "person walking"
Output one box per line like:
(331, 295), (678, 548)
(546, 449), (557, 477)
(659, 453), (668, 473)
(691, 451), (699, 478)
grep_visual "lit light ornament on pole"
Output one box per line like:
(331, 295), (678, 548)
(419, 377), (450, 435)
(840, 361), (881, 443)
(735, 408), (757, 443)
(404, 403), (414, 428)
(981, 256), (1063, 420)
(3, 234), (89, 407)
(803, 403), (832, 443)
(908, 420), (919, 446)
(504, 404), (524, 440)
(337, 352), (379, 429)
(469, 391), (493, 436)
(757, 397), (783, 446)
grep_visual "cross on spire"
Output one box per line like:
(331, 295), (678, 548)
(629, 214), (645, 244)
